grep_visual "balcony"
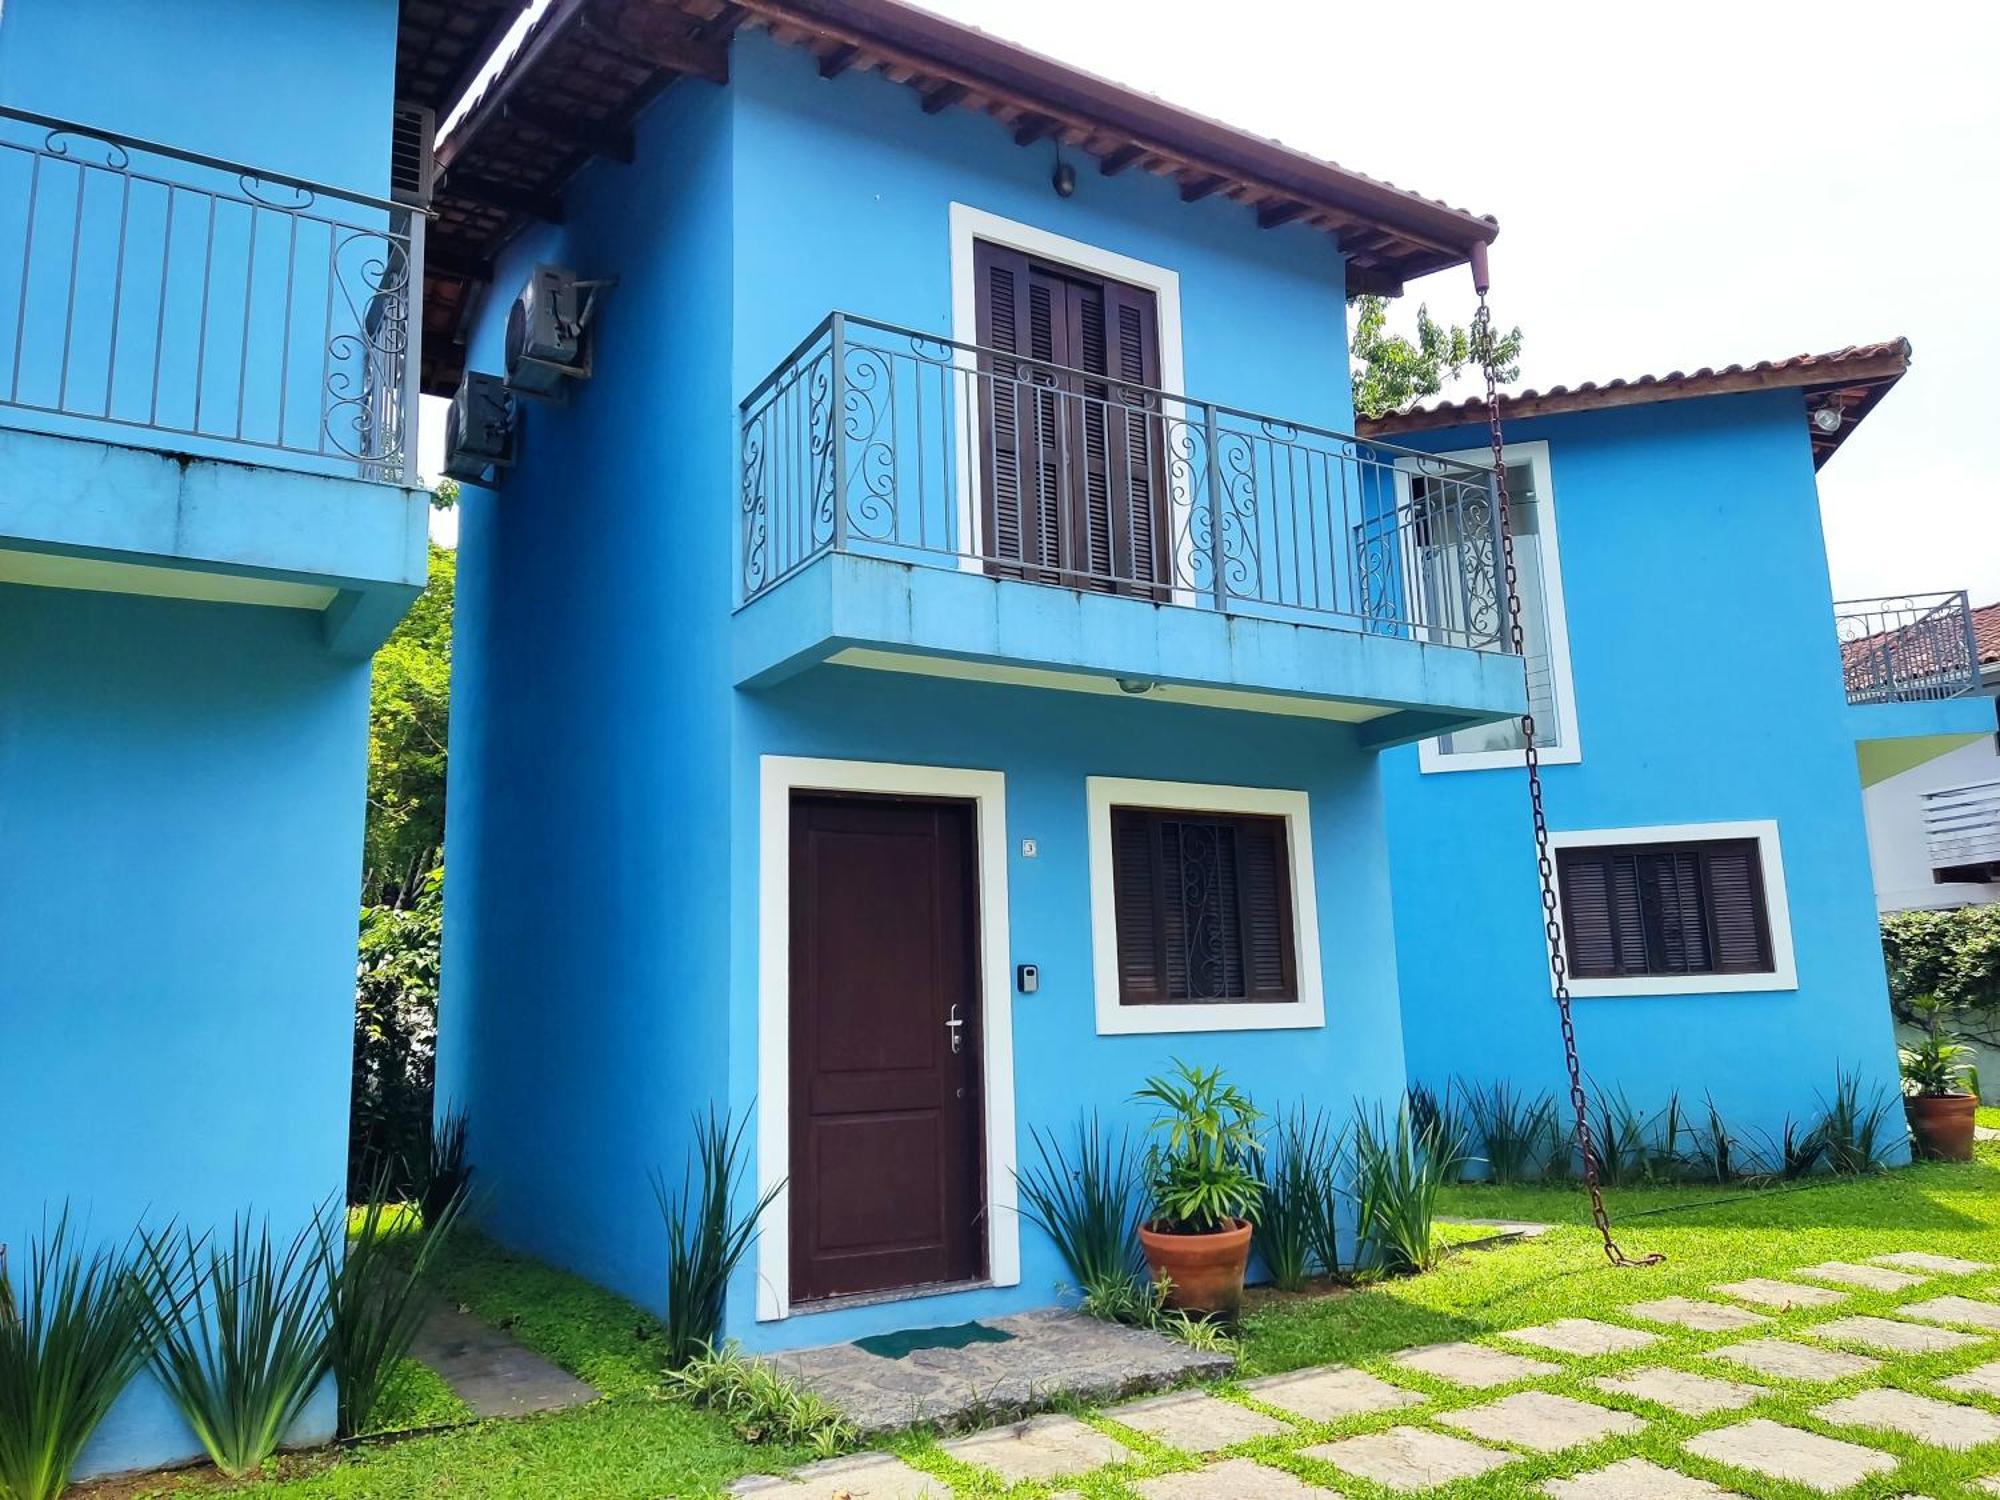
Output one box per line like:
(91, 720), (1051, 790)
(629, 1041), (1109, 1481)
(1922, 778), (2000, 883)
(1836, 591), (1995, 753)
(734, 313), (1528, 744)
(0, 106), (428, 653)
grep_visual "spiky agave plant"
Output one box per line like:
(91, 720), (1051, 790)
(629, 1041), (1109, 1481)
(321, 1174), (467, 1438)
(656, 1106), (781, 1371)
(1463, 1081), (1558, 1185)
(1255, 1105), (1345, 1291)
(1013, 1113), (1146, 1315)
(0, 1211), (153, 1500)
(416, 1108), (473, 1231)
(1352, 1101), (1457, 1275)
(133, 1211), (333, 1477)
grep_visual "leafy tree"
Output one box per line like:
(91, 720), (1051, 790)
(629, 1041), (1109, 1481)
(364, 534), (455, 906)
(350, 870), (444, 1199)
(1350, 294), (1523, 420)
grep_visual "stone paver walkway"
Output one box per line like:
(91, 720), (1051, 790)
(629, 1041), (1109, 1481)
(1684, 1418), (1898, 1491)
(408, 1304), (599, 1420)
(737, 1242), (2000, 1498)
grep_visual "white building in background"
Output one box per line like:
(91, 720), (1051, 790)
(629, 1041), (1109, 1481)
(1860, 602), (2000, 913)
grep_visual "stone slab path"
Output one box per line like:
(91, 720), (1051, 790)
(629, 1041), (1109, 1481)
(735, 1242), (2000, 1497)
(408, 1304), (599, 1420)
(769, 1308), (1231, 1436)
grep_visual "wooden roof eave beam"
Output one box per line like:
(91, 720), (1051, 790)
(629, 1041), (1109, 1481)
(717, 0), (1483, 263)
(502, 99), (637, 163)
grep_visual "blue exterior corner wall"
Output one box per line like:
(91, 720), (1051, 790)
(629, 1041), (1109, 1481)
(1382, 392), (1907, 1143)
(0, 584), (367, 1474)
(0, 0), (408, 1475)
(435, 32), (1417, 1351)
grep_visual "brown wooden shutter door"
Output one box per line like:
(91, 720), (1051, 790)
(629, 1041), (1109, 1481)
(976, 242), (1061, 579)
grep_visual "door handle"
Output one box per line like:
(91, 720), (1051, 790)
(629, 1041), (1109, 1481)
(946, 1003), (964, 1054)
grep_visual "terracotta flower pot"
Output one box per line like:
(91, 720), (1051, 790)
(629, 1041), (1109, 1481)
(1906, 1093), (1977, 1162)
(1138, 1218), (1252, 1318)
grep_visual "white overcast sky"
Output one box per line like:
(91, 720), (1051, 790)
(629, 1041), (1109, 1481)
(425, 1), (2000, 607)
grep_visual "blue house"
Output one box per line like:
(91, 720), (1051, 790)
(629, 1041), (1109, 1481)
(1365, 348), (1992, 1139)
(0, 0), (447, 1474)
(429, 0), (1521, 1353)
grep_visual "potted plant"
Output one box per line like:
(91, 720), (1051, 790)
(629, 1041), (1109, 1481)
(1132, 1061), (1263, 1317)
(1900, 994), (1981, 1162)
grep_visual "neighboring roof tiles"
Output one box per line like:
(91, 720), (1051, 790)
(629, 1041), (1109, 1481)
(402, 0), (1501, 395)
(1975, 602), (2000, 666)
(397, 0), (535, 112)
(1358, 339), (1912, 469)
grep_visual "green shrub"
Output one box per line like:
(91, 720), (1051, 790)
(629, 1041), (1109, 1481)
(1352, 1102), (1456, 1274)
(0, 1212), (153, 1500)
(322, 1181), (465, 1439)
(1815, 1069), (1898, 1174)
(664, 1344), (853, 1457)
(134, 1213), (333, 1478)
(351, 871), (444, 1201)
(416, 1107), (473, 1230)
(1462, 1081), (1559, 1184)
(656, 1108), (779, 1371)
(1255, 1106), (1345, 1290)
(1013, 1113), (1146, 1315)
(1881, 906), (2000, 1023)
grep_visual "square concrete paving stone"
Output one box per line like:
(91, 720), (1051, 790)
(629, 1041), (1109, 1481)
(1541, 1457), (1741, 1498)
(1391, 1340), (1561, 1388)
(1981, 1480), (2000, 1495)
(1683, 1418), (1897, 1492)
(1899, 1294), (2000, 1332)
(1437, 1390), (1646, 1452)
(1815, 1387), (2000, 1450)
(1243, 1365), (1424, 1422)
(1945, 1360), (2000, 1399)
(1706, 1338), (1879, 1382)
(1873, 1251), (1996, 1275)
(937, 1414), (1135, 1482)
(1500, 1318), (1662, 1357)
(1795, 1260), (1928, 1293)
(1110, 1389), (1292, 1451)
(730, 1454), (945, 1498)
(1592, 1366), (1764, 1416)
(1809, 1314), (1983, 1356)
(1303, 1425), (1514, 1488)
(1711, 1277), (1847, 1310)
(1132, 1458), (1337, 1497)
(1626, 1298), (1770, 1333)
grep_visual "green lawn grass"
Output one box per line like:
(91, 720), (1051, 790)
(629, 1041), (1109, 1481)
(107, 1148), (2000, 1499)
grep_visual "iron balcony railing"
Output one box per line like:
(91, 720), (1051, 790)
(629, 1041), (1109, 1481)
(0, 105), (421, 485)
(1923, 778), (2000, 878)
(739, 312), (1514, 653)
(1835, 591), (1979, 705)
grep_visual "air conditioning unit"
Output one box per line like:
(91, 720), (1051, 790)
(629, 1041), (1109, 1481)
(389, 101), (436, 209)
(504, 264), (601, 399)
(442, 372), (515, 483)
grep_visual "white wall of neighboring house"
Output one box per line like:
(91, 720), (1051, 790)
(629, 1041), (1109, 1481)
(1865, 731), (2000, 913)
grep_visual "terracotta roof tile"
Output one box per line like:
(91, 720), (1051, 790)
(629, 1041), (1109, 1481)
(1359, 339), (1912, 469)
(1975, 602), (2000, 665)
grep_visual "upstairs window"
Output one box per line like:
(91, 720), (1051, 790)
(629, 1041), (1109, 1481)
(1414, 441), (1581, 772)
(1556, 834), (1780, 984)
(1110, 807), (1297, 1005)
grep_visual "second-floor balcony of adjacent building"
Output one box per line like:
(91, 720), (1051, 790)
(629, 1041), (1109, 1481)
(0, 105), (428, 654)
(1837, 590), (1996, 750)
(732, 313), (1530, 746)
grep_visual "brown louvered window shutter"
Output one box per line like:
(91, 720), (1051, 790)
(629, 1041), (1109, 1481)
(1110, 807), (1298, 1005)
(974, 242), (1165, 595)
(1558, 838), (1773, 979)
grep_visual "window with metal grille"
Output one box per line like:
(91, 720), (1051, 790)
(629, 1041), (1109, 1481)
(1556, 837), (1774, 980)
(1109, 807), (1297, 1004)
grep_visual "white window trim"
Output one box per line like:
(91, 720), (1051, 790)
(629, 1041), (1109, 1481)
(754, 756), (1019, 1323)
(1548, 818), (1799, 998)
(1405, 439), (1582, 773)
(1085, 776), (1325, 1035)
(946, 203), (1192, 602)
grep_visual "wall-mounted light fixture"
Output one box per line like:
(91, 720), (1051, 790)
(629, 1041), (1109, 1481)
(1811, 402), (1845, 434)
(1051, 144), (1076, 199)
(1116, 677), (1157, 695)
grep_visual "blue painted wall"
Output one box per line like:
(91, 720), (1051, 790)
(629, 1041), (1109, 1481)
(1382, 392), (1907, 1145)
(0, 583), (368, 1473)
(436, 31), (1414, 1352)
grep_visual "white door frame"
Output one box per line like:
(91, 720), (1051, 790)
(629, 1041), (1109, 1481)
(755, 755), (1019, 1322)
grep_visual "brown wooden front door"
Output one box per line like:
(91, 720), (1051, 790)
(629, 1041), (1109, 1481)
(974, 240), (1168, 595)
(789, 794), (985, 1304)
